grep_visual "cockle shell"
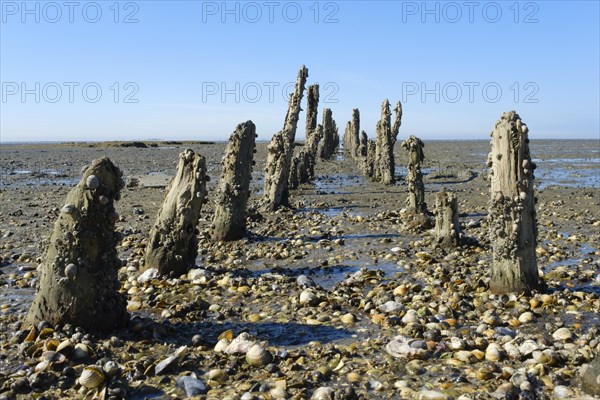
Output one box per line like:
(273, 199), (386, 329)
(245, 344), (272, 367)
(79, 365), (105, 389)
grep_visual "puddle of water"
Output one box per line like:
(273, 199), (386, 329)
(0, 286), (34, 315)
(298, 206), (365, 218)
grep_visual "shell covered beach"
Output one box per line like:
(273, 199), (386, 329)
(0, 138), (598, 399)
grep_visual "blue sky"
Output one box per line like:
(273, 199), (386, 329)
(1, 0), (599, 142)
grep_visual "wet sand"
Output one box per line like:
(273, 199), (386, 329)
(0, 139), (598, 399)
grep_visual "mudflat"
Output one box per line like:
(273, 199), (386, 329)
(0, 139), (598, 399)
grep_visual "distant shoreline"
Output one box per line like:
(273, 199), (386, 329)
(1, 138), (598, 147)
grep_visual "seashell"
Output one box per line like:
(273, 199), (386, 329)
(449, 337), (466, 350)
(64, 264), (77, 280)
(340, 313), (356, 324)
(518, 312), (534, 324)
(24, 326), (37, 342)
(476, 367), (494, 380)
(72, 343), (91, 359)
(311, 387), (336, 400)
(86, 175), (99, 190)
(393, 285), (409, 296)
(299, 290), (318, 306)
(103, 360), (120, 377)
(246, 344), (273, 367)
(98, 195), (109, 206)
(214, 338), (230, 353)
(519, 340), (540, 356)
(35, 360), (51, 373)
(44, 338), (60, 351)
(207, 368), (226, 382)
(510, 371), (528, 387)
(155, 346), (188, 375)
(62, 204), (75, 214)
(316, 365), (333, 379)
(401, 309), (419, 324)
(270, 387), (288, 399)
(38, 327), (54, 339)
(41, 351), (66, 364)
(79, 365), (105, 389)
(379, 301), (403, 313)
(503, 342), (521, 360)
(224, 332), (255, 354)
(485, 343), (503, 362)
(455, 350), (476, 363)
(529, 297), (542, 309)
(552, 327), (573, 341)
(386, 336), (429, 360)
(296, 275), (316, 288)
(532, 349), (558, 366)
(539, 294), (554, 306)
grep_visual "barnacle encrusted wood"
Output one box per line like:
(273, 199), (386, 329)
(26, 157), (128, 332)
(402, 135), (426, 214)
(487, 111), (540, 294)
(211, 121), (257, 241)
(262, 65), (308, 211)
(144, 149), (208, 276)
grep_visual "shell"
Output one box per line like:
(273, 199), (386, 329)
(224, 333), (255, 355)
(485, 343), (503, 362)
(86, 175), (99, 189)
(56, 339), (73, 354)
(64, 264), (77, 280)
(311, 387), (336, 400)
(245, 344), (272, 367)
(214, 338), (230, 353)
(79, 365), (105, 389)
(41, 351), (66, 364)
(385, 336), (429, 360)
(299, 290), (318, 306)
(72, 343), (90, 359)
(103, 360), (120, 376)
(552, 327), (573, 341)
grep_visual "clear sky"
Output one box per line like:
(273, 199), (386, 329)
(1, 0), (599, 142)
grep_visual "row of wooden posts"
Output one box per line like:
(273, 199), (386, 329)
(25, 66), (541, 335)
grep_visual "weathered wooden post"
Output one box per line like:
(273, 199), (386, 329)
(343, 109), (360, 158)
(211, 121), (256, 241)
(26, 157), (128, 332)
(402, 135), (427, 214)
(374, 99), (395, 184)
(434, 188), (462, 247)
(319, 108), (338, 160)
(488, 111), (540, 293)
(262, 65), (309, 211)
(144, 149), (208, 277)
(392, 101), (403, 145)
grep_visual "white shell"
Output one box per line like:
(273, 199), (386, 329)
(245, 344), (272, 367)
(311, 387), (336, 400)
(299, 289), (318, 306)
(86, 175), (99, 190)
(79, 365), (105, 389)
